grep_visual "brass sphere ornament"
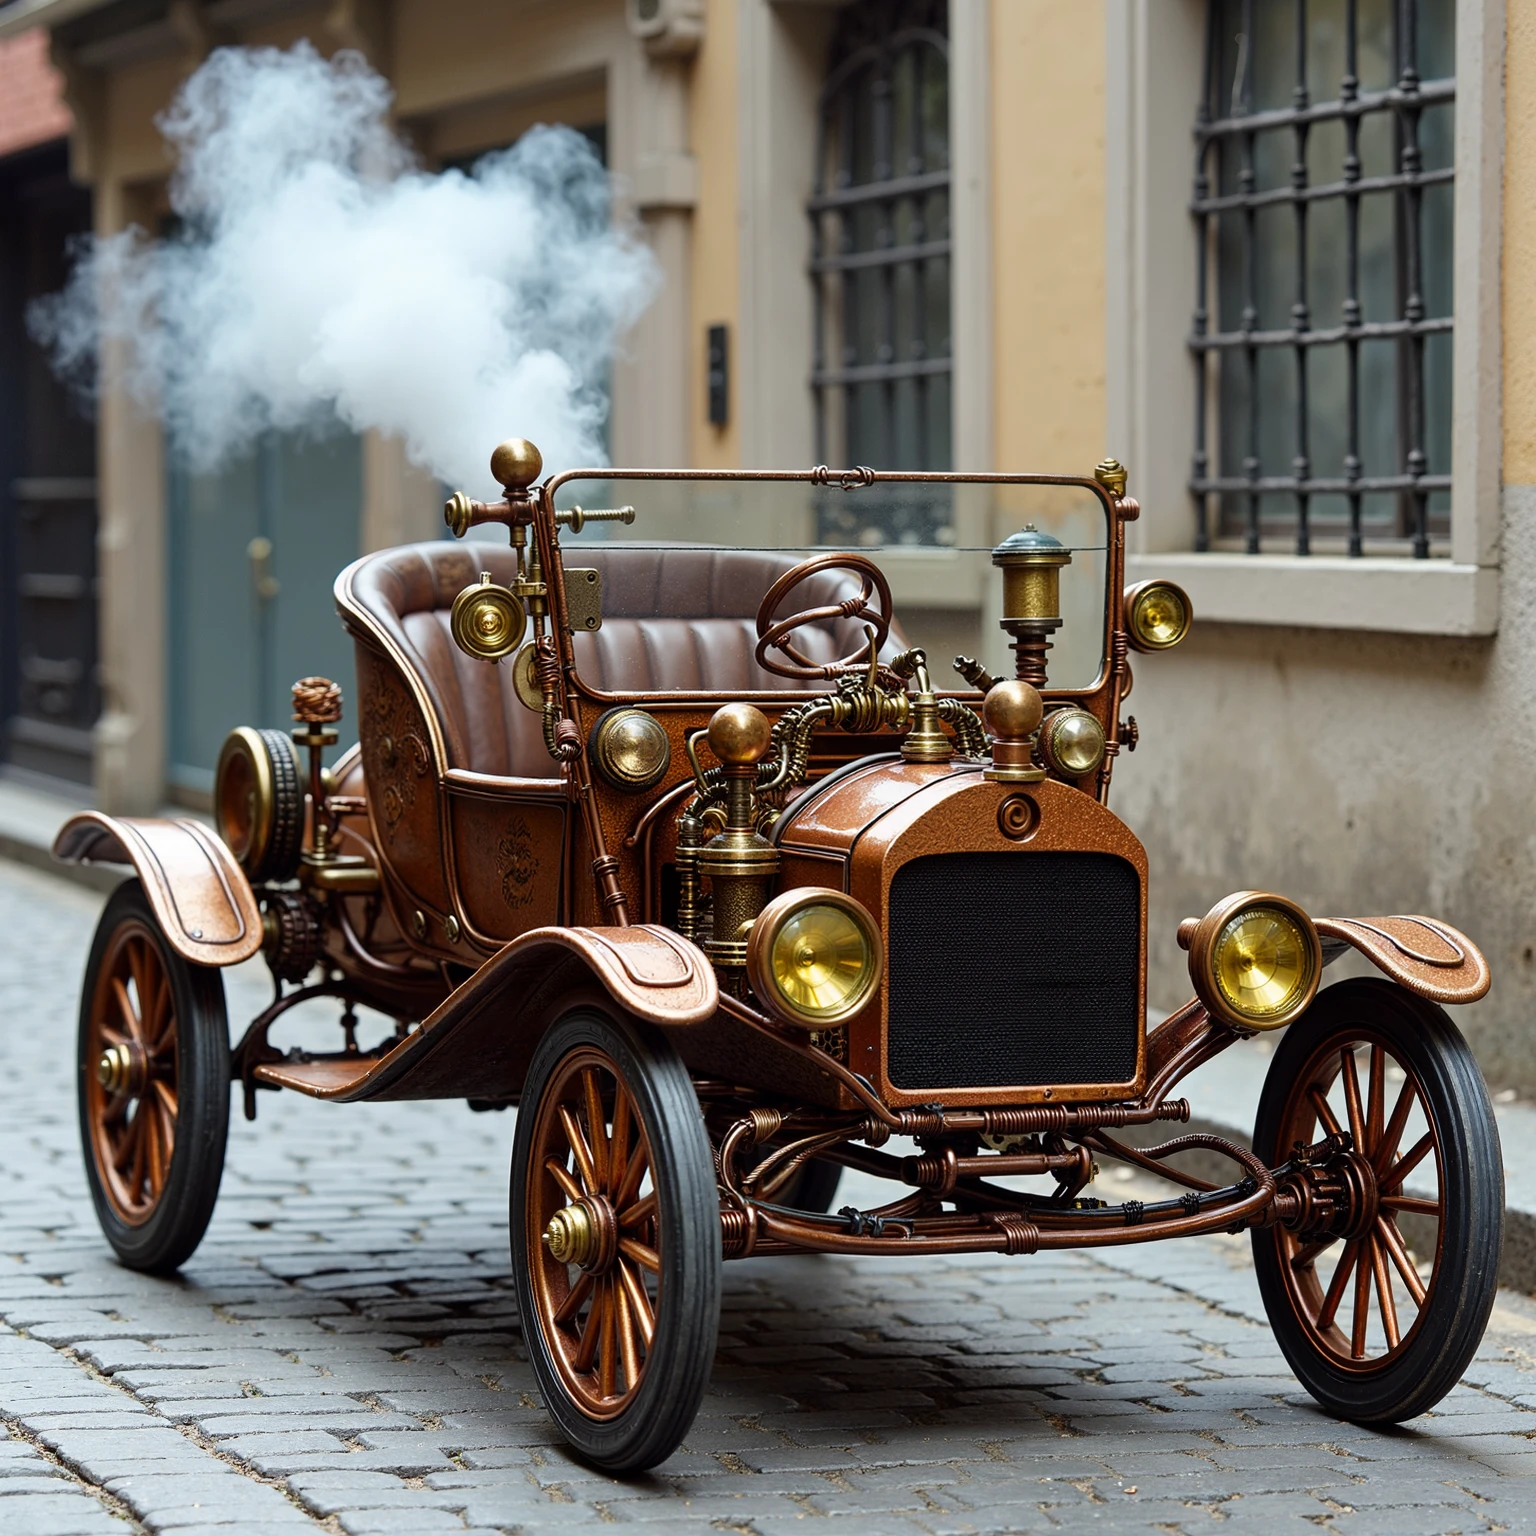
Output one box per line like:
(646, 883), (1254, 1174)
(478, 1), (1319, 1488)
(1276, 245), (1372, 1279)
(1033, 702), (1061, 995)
(983, 680), (1046, 784)
(708, 702), (774, 766)
(490, 437), (543, 491)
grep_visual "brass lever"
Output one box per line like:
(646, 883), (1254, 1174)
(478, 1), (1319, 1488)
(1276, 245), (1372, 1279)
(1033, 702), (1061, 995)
(554, 505), (636, 533)
(247, 536), (279, 601)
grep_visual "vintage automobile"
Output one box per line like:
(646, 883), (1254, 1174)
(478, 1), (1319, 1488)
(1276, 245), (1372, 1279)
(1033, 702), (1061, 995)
(56, 441), (1503, 1471)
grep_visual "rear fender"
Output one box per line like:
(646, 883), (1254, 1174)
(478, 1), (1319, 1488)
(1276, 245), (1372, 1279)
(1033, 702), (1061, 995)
(1317, 914), (1490, 1005)
(52, 813), (264, 968)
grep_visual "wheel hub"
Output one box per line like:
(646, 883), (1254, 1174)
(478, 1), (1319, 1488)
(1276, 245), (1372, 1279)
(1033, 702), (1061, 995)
(97, 1041), (147, 1097)
(543, 1196), (619, 1272)
(1276, 1140), (1379, 1244)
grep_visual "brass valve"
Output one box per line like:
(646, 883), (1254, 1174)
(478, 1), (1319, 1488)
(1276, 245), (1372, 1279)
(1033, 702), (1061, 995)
(449, 571), (527, 662)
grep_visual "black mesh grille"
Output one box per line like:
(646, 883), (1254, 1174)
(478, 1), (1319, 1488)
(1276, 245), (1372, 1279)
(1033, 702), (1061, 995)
(886, 852), (1142, 1091)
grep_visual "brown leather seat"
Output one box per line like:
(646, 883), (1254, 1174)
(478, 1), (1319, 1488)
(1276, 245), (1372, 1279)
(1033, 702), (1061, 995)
(340, 541), (901, 780)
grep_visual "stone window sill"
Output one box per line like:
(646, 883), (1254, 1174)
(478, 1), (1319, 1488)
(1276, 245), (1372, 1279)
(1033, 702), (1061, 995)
(1126, 552), (1499, 637)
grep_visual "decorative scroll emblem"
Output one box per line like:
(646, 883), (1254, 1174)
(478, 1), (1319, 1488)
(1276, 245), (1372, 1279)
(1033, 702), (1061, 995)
(362, 673), (430, 838)
(499, 818), (539, 909)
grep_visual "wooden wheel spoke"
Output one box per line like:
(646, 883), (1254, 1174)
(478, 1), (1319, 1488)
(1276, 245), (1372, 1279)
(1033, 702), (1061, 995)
(1379, 1194), (1440, 1217)
(145, 1101), (170, 1194)
(151, 1079), (179, 1122)
(1289, 1234), (1338, 1271)
(598, 1278), (618, 1399)
(1350, 1235), (1374, 1358)
(1340, 1047), (1366, 1151)
(113, 1109), (144, 1174)
(582, 1069), (608, 1194)
(618, 1236), (659, 1272)
(147, 975), (175, 1056)
(1370, 1231), (1400, 1350)
(112, 977), (142, 1043)
(99, 1023), (130, 1050)
(614, 1144), (650, 1213)
(1373, 1077), (1418, 1178)
(1376, 1216), (1429, 1307)
(574, 1277), (605, 1373)
(609, 1089), (632, 1202)
(1366, 1045), (1385, 1160)
(1381, 1131), (1434, 1192)
(619, 1191), (657, 1230)
(617, 1259), (655, 1349)
(1317, 1239), (1360, 1330)
(545, 1157), (583, 1205)
(1308, 1082), (1344, 1139)
(615, 1271), (641, 1392)
(554, 1270), (595, 1326)
(558, 1105), (599, 1193)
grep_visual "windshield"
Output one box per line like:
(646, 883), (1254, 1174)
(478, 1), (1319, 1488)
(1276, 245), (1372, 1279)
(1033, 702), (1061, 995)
(541, 471), (1111, 694)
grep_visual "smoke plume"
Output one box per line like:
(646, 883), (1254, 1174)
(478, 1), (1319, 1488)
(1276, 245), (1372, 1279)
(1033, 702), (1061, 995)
(30, 43), (658, 492)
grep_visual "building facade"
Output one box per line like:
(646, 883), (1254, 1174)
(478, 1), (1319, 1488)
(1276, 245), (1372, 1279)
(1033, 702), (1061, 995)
(0, 0), (1530, 1086)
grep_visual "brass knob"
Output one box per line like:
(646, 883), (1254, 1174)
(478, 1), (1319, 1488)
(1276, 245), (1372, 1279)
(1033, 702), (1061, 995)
(708, 703), (773, 766)
(544, 1201), (597, 1267)
(490, 437), (543, 491)
(983, 680), (1044, 741)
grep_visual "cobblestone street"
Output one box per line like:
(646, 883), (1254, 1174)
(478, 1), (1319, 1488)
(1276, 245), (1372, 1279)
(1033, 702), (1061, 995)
(2, 859), (1535, 1535)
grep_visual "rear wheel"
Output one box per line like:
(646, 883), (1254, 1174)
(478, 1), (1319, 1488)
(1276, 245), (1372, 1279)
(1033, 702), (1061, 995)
(511, 1007), (721, 1472)
(1251, 979), (1503, 1423)
(78, 881), (230, 1274)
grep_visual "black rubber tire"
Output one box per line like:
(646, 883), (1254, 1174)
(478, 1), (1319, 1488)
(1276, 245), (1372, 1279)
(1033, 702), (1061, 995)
(1251, 978), (1503, 1423)
(78, 881), (231, 1275)
(780, 1157), (843, 1214)
(249, 728), (304, 883)
(511, 1006), (721, 1472)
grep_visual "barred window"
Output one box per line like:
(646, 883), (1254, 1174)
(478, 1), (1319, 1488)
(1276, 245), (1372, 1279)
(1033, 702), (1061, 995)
(810, 0), (951, 544)
(1191, 0), (1455, 557)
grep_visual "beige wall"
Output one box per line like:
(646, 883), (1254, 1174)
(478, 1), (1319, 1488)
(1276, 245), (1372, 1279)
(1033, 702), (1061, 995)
(1505, 0), (1535, 481)
(990, 0), (1107, 474)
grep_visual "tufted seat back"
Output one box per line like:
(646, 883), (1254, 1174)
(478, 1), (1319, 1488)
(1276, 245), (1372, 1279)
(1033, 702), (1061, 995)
(340, 542), (902, 780)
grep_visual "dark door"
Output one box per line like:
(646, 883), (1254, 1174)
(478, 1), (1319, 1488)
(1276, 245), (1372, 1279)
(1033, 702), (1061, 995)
(0, 140), (98, 786)
(167, 429), (361, 798)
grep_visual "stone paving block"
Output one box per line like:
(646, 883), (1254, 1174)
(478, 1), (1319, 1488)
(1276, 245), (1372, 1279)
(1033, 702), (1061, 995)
(337, 1510), (470, 1535)
(0, 1492), (128, 1536)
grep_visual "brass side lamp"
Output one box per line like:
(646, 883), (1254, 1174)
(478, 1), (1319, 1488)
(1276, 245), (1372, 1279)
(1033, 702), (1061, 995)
(991, 524), (1071, 689)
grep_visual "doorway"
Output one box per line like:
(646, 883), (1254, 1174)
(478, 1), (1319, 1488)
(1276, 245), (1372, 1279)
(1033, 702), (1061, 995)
(166, 429), (361, 799)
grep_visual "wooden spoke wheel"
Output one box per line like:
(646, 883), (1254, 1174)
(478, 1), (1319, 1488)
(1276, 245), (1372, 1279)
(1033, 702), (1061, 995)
(78, 881), (230, 1274)
(1252, 979), (1503, 1423)
(511, 1007), (720, 1472)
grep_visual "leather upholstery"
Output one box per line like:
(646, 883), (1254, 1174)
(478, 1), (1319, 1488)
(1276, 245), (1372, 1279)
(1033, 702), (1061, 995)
(343, 541), (903, 780)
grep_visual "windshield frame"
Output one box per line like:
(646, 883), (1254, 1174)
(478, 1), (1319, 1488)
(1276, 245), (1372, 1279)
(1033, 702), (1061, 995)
(538, 467), (1123, 705)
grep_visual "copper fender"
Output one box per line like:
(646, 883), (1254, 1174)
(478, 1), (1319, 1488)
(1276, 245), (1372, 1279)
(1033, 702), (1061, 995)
(1317, 914), (1490, 1005)
(254, 924), (720, 1103)
(52, 813), (264, 968)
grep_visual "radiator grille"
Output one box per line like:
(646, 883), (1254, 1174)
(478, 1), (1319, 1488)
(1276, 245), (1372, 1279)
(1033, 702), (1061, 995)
(886, 851), (1142, 1091)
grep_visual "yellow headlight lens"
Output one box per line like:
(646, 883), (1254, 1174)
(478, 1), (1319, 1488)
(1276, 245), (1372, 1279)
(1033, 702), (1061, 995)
(1126, 581), (1192, 651)
(1212, 906), (1316, 1023)
(1041, 708), (1107, 777)
(770, 904), (875, 1020)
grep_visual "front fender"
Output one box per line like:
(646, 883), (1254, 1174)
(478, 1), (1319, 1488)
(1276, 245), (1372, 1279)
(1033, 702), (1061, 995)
(253, 924), (719, 1102)
(52, 813), (263, 968)
(1316, 913), (1490, 1005)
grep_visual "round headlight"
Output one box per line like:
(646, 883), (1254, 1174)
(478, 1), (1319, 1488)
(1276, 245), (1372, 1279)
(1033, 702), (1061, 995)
(1124, 581), (1192, 652)
(1039, 708), (1106, 778)
(1188, 892), (1320, 1030)
(589, 707), (671, 792)
(747, 888), (880, 1027)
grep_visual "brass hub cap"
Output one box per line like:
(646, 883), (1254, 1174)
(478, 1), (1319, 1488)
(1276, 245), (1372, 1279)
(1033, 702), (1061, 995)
(84, 919), (180, 1225)
(526, 1045), (661, 1420)
(1268, 1031), (1444, 1372)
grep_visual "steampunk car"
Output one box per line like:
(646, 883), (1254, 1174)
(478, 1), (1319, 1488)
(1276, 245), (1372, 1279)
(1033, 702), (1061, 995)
(56, 440), (1503, 1471)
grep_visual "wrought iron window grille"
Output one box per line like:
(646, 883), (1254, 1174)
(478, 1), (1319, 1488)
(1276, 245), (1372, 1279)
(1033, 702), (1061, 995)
(809, 0), (952, 545)
(1191, 0), (1455, 558)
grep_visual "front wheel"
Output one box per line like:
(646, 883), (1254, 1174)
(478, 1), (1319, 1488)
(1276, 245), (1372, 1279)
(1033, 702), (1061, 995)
(78, 880), (230, 1274)
(511, 1006), (721, 1472)
(1251, 978), (1503, 1423)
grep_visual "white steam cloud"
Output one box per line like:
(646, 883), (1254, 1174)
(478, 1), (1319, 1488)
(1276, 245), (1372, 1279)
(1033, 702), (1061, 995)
(31, 43), (658, 493)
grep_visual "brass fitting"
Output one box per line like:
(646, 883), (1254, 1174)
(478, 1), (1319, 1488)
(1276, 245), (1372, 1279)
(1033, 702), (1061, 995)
(699, 705), (780, 971)
(991, 524), (1072, 688)
(983, 680), (1046, 784)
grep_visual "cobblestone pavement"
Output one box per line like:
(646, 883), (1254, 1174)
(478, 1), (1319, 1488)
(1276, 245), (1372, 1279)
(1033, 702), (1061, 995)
(3, 859), (1536, 1535)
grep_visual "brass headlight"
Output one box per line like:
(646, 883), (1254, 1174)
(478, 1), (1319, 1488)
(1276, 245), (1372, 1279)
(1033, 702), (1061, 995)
(1186, 892), (1321, 1030)
(450, 572), (526, 661)
(1039, 707), (1106, 778)
(747, 888), (880, 1028)
(1124, 580), (1192, 652)
(589, 707), (671, 792)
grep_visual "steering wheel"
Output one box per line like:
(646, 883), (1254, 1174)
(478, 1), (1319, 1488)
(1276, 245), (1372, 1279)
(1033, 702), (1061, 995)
(754, 553), (894, 680)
